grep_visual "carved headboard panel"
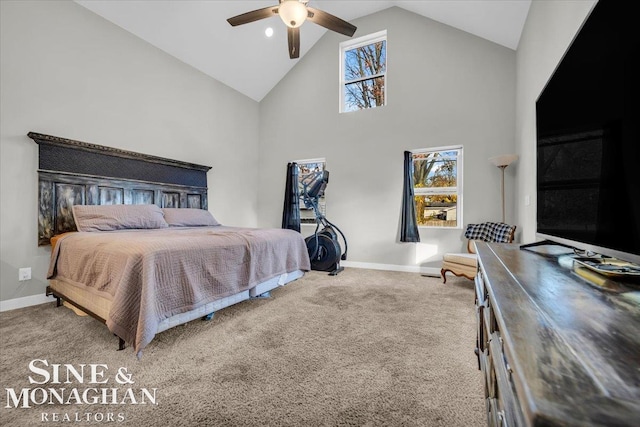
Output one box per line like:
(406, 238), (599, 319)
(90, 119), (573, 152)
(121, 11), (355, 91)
(29, 132), (212, 246)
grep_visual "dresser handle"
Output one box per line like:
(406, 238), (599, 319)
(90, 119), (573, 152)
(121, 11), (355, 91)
(498, 410), (508, 427)
(476, 301), (488, 313)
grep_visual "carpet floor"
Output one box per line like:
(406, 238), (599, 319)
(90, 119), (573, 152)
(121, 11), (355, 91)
(0, 269), (484, 426)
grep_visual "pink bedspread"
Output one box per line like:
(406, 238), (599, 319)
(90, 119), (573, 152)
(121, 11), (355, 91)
(47, 226), (310, 355)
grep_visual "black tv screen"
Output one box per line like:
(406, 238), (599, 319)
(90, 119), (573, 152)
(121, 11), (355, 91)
(536, 0), (640, 263)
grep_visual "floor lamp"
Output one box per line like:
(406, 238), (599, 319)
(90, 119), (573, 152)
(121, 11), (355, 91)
(489, 154), (518, 223)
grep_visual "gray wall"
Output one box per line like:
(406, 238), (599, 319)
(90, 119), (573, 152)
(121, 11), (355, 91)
(0, 1), (260, 302)
(258, 7), (516, 270)
(514, 0), (597, 243)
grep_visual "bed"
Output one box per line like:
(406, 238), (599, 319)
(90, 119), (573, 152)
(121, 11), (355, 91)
(30, 132), (310, 357)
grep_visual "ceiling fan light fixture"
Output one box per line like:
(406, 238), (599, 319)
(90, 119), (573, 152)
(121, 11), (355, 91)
(278, 0), (307, 28)
(227, 0), (356, 59)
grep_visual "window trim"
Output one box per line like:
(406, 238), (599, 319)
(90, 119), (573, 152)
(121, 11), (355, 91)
(411, 145), (464, 229)
(339, 30), (387, 113)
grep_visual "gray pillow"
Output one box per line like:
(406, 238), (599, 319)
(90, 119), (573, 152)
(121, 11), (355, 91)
(72, 204), (169, 232)
(162, 208), (220, 227)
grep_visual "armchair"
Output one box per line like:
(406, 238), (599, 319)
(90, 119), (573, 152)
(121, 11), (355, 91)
(440, 222), (516, 283)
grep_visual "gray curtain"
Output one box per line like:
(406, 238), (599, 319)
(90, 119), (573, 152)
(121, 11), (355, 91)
(401, 151), (420, 242)
(282, 162), (301, 232)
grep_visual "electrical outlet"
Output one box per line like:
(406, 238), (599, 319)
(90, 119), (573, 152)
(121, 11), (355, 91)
(18, 267), (31, 281)
(525, 195), (531, 206)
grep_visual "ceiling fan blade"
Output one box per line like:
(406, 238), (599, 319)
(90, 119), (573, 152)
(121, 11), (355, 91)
(227, 6), (278, 26)
(288, 27), (300, 59)
(306, 7), (357, 37)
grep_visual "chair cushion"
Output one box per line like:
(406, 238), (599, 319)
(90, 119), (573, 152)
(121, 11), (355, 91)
(442, 252), (478, 267)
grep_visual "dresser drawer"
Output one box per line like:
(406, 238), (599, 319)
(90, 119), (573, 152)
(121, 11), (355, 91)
(489, 331), (525, 427)
(475, 270), (489, 369)
(475, 270), (486, 304)
(480, 347), (494, 399)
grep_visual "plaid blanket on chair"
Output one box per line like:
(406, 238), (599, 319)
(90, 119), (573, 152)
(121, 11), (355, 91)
(464, 222), (515, 243)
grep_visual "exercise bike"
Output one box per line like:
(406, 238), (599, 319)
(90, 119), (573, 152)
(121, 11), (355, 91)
(300, 170), (348, 276)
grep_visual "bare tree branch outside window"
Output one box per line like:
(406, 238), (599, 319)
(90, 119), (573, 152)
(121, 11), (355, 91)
(343, 40), (386, 112)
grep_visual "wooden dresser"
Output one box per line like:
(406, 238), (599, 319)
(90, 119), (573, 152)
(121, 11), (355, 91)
(474, 242), (640, 426)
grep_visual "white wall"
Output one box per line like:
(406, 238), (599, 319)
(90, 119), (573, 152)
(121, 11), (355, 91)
(0, 1), (260, 302)
(258, 7), (516, 270)
(515, 0), (597, 243)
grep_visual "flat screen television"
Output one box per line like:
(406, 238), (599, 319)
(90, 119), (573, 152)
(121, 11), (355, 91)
(535, 0), (640, 264)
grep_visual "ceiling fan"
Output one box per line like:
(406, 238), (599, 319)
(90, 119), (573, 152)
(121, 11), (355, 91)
(227, 0), (357, 59)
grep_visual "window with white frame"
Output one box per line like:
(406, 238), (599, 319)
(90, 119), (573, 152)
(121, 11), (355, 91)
(412, 147), (463, 228)
(339, 30), (387, 113)
(295, 158), (326, 224)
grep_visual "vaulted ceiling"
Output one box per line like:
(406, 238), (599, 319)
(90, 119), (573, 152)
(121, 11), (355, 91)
(75, 1), (531, 102)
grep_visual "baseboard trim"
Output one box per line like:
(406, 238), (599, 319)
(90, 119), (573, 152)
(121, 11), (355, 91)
(0, 294), (54, 312)
(340, 261), (441, 277)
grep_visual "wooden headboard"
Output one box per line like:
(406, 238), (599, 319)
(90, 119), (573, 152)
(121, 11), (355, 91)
(28, 132), (212, 246)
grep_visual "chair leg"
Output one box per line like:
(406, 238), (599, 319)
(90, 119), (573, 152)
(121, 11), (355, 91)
(440, 267), (475, 283)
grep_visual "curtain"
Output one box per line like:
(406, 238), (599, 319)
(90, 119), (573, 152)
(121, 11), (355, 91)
(282, 162), (301, 232)
(401, 151), (420, 242)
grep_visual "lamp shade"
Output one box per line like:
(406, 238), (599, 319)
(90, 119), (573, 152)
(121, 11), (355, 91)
(489, 154), (518, 168)
(279, 0), (307, 28)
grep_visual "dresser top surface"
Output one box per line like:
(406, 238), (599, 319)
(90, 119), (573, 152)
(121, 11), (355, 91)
(476, 242), (640, 426)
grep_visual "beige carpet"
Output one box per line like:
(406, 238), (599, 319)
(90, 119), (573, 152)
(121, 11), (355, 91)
(0, 269), (484, 426)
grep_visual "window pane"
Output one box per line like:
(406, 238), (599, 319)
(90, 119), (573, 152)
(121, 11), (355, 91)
(413, 152), (457, 189)
(344, 77), (385, 112)
(344, 40), (386, 80)
(409, 147), (462, 228)
(414, 195), (458, 227)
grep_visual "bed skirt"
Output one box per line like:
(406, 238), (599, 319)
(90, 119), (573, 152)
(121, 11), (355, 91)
(48, 269), (305, 339)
